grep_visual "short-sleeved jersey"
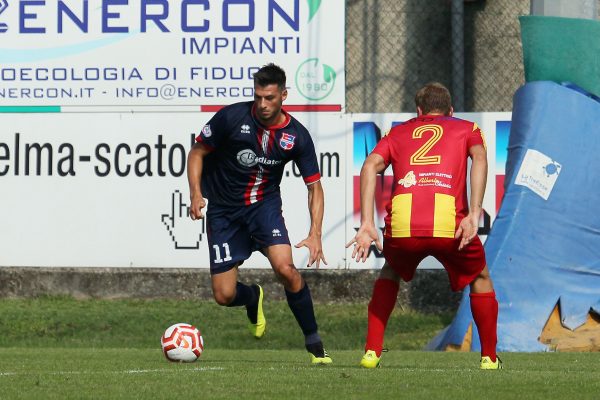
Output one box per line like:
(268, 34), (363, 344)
(196, 101), (321, 207)
(372, 115), (486, 238)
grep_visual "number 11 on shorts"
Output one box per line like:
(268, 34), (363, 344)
(212, 243), (233, 263)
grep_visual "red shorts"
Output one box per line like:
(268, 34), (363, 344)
(382, 236), (487, 291)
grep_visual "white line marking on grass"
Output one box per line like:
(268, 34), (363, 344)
(124, 367), (224, 374)
(0, 366), (224, 377)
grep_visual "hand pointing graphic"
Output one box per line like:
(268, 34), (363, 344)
(161, 190), (205, 250)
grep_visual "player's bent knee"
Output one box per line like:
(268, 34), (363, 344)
(273, 263), (298, 278)
(273, 264), (302, 288)
(379, 263), (401, 282)
(213, 290), (236, 306)
(471, 272), (494, 294)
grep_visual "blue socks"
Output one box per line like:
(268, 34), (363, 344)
(227, 281), (321, 345)
(226, 282), (259, 324)
(226, 282), (256, 307)
(285, 283), (321, 345)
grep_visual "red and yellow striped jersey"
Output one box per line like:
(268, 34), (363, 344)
(372, 115), (486, 238)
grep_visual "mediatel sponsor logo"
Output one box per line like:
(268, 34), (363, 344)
(236, 149), (282, 168)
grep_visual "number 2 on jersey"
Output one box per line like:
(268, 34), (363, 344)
(410, 124), (443, 165)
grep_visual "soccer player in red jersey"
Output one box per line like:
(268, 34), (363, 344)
(347, 82), (500, 369)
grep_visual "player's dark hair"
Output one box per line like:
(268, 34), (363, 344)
(415, 82), (452, 115)
(253, 63), (286, 91)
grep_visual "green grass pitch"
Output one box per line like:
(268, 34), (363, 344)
(0, 298), (598, 399)
(1, 349), (599, 399)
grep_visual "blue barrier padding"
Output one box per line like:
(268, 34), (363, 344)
(428, 81), (600, 352)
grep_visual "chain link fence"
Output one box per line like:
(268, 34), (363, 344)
(346, 0), (530, 112)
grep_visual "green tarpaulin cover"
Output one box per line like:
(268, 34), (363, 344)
(521, 15), (600, 97)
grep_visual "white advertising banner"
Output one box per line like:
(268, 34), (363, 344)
(0, 111), (346, 268)
(0, 111), (511, 269)
(0, 1), (514, 270)
(0, 0), (345, 110)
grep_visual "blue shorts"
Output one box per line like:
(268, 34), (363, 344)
(206, 196), (290, 274)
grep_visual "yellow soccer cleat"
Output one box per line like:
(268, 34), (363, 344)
(248, 285), (266, 339)
(480, 356), (502, 370)
(310, 349), (333, 365)
(360, 350), (381, 369)
(306, 341), (332, 365)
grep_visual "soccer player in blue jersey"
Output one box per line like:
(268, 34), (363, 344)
(187, 63), (331, 364)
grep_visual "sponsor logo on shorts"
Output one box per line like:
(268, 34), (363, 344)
(272, 229), (282, 237)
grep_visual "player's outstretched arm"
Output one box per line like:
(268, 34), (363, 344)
(456, 143), (487, 250)
(295, 180), (327, 268)
(346, 153), (386, 262)
(187, 142), (211, 220)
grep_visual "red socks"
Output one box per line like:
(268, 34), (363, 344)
(470, 291), (498, 361)
(365, 281), (498, 360)
(365, 279), (400, 357)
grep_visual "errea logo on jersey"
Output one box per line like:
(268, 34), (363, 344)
(241, 124), (251, 134)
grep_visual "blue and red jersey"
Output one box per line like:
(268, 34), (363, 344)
(196, 101), (321, 207)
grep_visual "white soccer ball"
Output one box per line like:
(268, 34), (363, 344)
(161, 323), (204, 362)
